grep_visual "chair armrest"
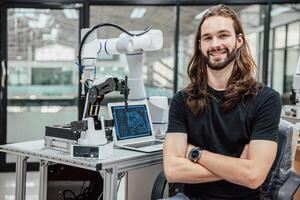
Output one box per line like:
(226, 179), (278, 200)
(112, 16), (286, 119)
(277, 171), (300, 200)
(151, 171), (168, 200)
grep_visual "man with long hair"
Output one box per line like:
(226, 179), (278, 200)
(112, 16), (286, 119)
(163, 4), (281, 199)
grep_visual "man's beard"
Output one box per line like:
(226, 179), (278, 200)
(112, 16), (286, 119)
(202, 45), (237, 71)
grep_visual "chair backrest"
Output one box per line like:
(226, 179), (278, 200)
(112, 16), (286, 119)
(260, 119), (295, 199)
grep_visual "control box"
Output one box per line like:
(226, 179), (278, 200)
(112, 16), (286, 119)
(71, 142), (113, 159)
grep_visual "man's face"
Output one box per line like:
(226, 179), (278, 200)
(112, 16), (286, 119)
(199, 16), (242, 70)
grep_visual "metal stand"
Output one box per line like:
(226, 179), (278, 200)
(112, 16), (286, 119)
(39, 160), (49, 200)
(15, 155), (28, 200)
(103, 166), (118, 200)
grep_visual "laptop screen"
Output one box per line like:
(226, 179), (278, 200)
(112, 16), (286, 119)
(111, 104), (152, 140)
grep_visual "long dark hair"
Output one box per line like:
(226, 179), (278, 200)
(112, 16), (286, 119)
(186, 4), (260, 116)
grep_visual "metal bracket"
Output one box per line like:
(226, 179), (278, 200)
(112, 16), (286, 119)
(0, 60), (6, 101)
(39, 160), (50, 200)
(15, 156), (29, 200)
(1, 60), (6, 89)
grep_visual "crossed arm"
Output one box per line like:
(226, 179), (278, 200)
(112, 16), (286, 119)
(163, 133), (277, 189)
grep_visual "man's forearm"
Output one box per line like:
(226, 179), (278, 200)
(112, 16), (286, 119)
(198, 150), (261, 188)
(165, 156), (221, 184)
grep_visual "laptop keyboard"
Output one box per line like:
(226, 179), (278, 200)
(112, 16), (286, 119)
(125, 140), (163, 148)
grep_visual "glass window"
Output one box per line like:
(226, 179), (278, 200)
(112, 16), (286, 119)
(274, 26), (286, 49)
(287, 21), (300, 47)
(6, 8), (79, 162)
(272, 50), (285, 94)
(178, 5), (265, 90)
(267, 30), (273, 86)
(271, 26), (286, 94)
(32, 68), (72, 85)
(285, 47), (299, 93)
(90, 6), (175, 98)
(270, 4), (300, 95)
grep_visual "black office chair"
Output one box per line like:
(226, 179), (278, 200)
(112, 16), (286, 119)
(151, 120), (300, 200)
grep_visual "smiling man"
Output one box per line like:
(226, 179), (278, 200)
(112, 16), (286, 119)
(163, 4), (281, 200)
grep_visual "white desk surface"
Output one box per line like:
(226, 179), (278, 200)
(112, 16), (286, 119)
(0, 140), (163, 172)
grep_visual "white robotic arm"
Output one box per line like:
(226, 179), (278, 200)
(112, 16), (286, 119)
(80, 28), (163, 65)
(80, 27), (163, 100)
(45, 25), (164, 158)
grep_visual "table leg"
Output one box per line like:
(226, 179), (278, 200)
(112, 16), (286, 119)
(39, 160), (48, 200)
(15, 155), (28, 200)
(103, 166), (118, 200)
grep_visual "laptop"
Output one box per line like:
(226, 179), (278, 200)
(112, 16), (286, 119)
(107, 100), (164, 153)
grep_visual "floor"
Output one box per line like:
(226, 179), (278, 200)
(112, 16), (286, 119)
(0, 172), (39, 200)
(0, 170), (125, 200)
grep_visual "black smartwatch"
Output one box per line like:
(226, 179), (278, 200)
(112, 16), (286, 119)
(188, 147), (202, 163)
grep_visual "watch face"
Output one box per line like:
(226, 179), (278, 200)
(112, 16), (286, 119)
(191, 149), (199, 159)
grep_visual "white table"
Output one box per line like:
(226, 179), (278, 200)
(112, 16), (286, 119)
(0, 140), (163, 200)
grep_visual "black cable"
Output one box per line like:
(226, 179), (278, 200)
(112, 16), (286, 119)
(79, 181), (86, 197)
(63, 186), (93, 200)
(97, 192), (103, 200)
(117, 172), (125, 191)
(62, 172), (126, 200)
(84, 79), (94, 89)
(63, 189), (76, 200)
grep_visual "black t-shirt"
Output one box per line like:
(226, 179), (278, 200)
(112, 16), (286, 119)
(167, 85), (282, 200)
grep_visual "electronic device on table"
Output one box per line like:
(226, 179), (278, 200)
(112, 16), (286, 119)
(45, 76), (129, 159)
(108, 100), (163, 153)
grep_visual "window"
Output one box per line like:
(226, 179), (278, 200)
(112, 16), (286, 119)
(32, 68), (72, 85)
(285, 21), (300, 93)
(6, 8), (79, 162)
(270, 4), (300, 95)
(287, 21), (300, 47)
(274, 26), (286, 49)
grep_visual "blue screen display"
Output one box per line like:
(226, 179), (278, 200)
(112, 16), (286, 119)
(111, 105), (152, 140)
